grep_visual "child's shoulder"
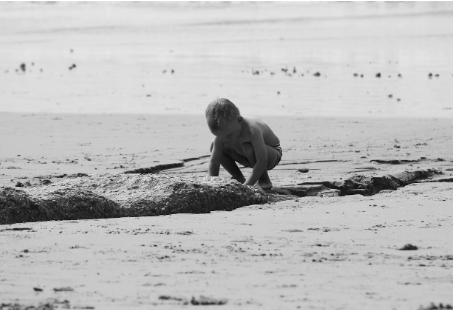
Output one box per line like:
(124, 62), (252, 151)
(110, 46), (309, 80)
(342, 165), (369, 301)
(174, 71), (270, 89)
(243, 116), (268, 129)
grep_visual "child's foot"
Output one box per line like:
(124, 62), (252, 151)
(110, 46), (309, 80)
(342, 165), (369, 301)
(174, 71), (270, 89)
(231, 175), (246, 183)
(258, 170), (273, 190)
(258, 179), (273, 190)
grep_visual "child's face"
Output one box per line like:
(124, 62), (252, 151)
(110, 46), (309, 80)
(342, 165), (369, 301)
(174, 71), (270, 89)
(211, 118), (241, 140)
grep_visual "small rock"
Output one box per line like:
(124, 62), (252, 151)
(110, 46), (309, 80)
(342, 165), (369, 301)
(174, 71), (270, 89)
(313, 72), (321, 77)
(33, 287), (43, 292)
(15, 182), (24, 187)
(399, 244), (418, 251)
(376, 73), (381, 78)
(297, 168), (309, 173)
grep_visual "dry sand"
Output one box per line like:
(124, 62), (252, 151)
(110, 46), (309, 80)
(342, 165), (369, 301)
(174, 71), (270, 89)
(1, 2), (453, 310)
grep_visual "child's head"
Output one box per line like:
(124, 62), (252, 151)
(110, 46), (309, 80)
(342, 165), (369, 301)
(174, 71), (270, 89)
(205, 98), (241, 134)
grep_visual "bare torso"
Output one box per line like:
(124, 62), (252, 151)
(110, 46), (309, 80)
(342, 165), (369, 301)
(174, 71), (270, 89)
(220, 117), (280, 156)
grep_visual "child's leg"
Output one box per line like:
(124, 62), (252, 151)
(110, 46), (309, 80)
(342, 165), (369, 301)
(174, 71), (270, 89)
(242, 143), (278, 189)
(210, 141), (246, 183)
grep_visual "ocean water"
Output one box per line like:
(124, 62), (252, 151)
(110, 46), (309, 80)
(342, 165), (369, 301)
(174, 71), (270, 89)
(1, 1), (453, 118)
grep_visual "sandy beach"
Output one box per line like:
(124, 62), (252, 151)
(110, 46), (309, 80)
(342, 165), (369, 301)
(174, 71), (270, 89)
(1, 2), (453, 309)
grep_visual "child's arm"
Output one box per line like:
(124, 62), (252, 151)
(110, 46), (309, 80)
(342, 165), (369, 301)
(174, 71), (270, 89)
(244, 128), (268, 186)
(208, 137), (223, 176)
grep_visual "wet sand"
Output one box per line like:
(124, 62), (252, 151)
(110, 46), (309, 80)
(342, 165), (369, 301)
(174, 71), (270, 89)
(1, 2), (453, 309)
(1, 113), (453, 309)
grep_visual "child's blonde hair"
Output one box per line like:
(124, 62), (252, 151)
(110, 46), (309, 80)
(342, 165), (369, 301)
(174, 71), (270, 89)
(205, 98), (240, 132)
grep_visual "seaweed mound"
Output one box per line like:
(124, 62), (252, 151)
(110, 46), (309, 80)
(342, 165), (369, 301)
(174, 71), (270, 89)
(339, 169), (442, 195)
(0, 174), (267, 224)
(271, 168), (442, 197)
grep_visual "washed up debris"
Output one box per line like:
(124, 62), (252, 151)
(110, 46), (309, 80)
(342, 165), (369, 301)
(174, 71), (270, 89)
(0, 174), (267, 224)
(417, 177), (453, 183)
(53, 286), (74, 292)
(191, 295), (228, 305)
(182, 155), (210, 163)
(159, 295), (189, 304)
(333, 169), (441, 195)
(264, 168), (441, 198)
(291, 168), (441, 196)
(124, 162), (184, 174)
(370, 159), (420, 164)
(399, 244), (418, 251)
(419, 303), (453, 310)
(0, 168), (443, 224)
(269, 184), (340, 198)
(1, 299), (73, 310)
(282, 229), (304, 233)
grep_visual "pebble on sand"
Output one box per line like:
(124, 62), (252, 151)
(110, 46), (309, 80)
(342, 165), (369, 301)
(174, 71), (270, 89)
(399, 244), (418, 250)
(15, 182), (24, 188)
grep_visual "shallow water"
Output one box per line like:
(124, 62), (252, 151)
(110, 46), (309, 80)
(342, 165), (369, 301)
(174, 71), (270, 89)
(1, 2), (453, 117)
